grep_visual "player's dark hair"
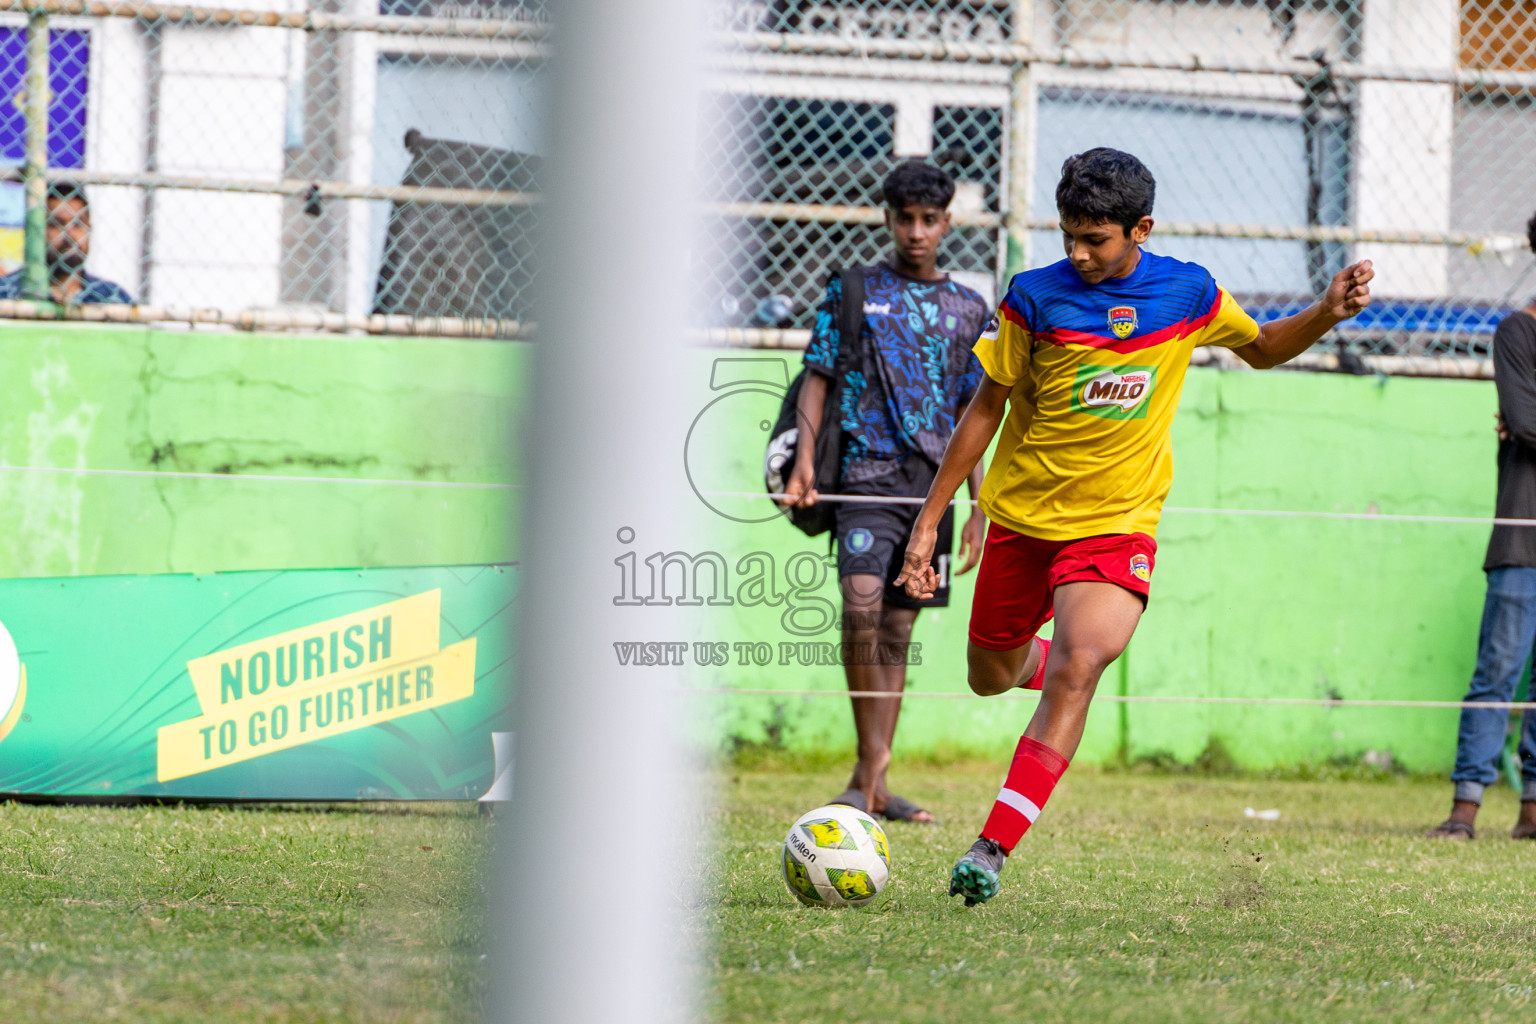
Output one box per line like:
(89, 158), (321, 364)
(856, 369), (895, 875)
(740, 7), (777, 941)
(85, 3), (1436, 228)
(1527, 210), (1536, 255)
(880, 160), (955, 210)
(1055, 148), (1156, 234)
(46, 180), (88, 208)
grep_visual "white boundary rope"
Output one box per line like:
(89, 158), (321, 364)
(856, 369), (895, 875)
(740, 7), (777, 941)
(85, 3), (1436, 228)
(0, 471), (1515, 524)
(0, 472), (1513, 526)
(0, 469), (1503, 709)
(689, 490), (1529, 711)
(710, 490), (1536, 527)
(688, 687), (1536, 710)
(1169, 506), (1533, 528)
(0, 463), (519, 490)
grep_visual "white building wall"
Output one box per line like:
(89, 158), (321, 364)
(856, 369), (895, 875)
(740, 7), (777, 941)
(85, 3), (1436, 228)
(1049, 0), (1350, 61)
(145, 22), (290, 309)
(67, 0), (1469, 312)
(341, 0), (380, 318)
(83, 18), (149, 300)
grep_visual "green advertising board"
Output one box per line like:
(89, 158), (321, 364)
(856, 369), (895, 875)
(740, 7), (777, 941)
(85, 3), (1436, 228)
(0, 565), (515, 800)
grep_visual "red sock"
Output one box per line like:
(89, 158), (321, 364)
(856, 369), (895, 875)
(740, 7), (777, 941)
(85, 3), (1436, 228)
(1021, 637), (1050, 690)
(980, 735), (1069, 852)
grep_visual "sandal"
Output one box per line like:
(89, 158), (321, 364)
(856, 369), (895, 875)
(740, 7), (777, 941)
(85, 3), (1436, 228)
(880, 794), (935, 824)
(828, 788), (869, 813)
(1425, 819), (1474, 840)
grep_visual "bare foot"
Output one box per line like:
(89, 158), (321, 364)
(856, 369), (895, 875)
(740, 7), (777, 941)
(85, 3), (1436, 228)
(1426, 819), (1474, 840)
(1426, 799), (1478, 840)
(852, 749), (936, 822)
(878, 794), (935, 823)
(1513, 801), (1536, 840)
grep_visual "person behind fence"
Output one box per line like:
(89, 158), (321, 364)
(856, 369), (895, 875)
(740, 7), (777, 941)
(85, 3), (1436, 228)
(1427, 212), (1536, 842)
(0, 181), (133, 305)
(778, 159), (991, 824)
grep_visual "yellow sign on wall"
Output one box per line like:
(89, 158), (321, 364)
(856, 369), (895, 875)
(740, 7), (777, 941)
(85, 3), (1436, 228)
(184, 590), (442, 714)
(158, 589), (476, 782)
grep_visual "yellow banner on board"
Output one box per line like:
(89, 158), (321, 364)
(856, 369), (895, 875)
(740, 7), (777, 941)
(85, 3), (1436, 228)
(185, 590), (441, 715)
(158, 638), (476, 782)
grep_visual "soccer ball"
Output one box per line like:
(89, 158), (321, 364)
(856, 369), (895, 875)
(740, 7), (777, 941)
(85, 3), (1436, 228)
(781, 804), (891, 907)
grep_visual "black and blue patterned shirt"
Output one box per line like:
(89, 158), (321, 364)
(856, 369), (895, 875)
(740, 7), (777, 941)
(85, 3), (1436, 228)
(804, 263), (988, 485)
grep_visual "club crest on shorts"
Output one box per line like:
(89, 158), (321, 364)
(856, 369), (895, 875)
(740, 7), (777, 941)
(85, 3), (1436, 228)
(1129, 552), (1152, 582)
(845, 528), (874, 554)
(1107, 305), (1138, 340)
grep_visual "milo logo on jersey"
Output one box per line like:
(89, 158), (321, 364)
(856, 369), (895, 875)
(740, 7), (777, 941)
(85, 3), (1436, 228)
(1071, 365), (1156, 420)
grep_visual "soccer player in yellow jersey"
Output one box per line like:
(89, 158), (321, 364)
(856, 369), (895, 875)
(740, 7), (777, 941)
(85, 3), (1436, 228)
(893, 147), (1374, 904)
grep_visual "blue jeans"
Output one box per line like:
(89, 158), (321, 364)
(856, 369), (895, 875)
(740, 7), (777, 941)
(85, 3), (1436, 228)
(1453, 567), (1536, 804)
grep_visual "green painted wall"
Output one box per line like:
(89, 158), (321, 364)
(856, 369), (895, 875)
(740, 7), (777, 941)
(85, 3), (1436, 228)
(0, 321), (522, 577)
(685, 353), (1499, 772)
(0, 327), (1503, 771)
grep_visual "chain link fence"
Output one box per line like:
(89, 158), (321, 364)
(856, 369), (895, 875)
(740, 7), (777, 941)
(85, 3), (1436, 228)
(0, 0), (1529, 363)
(0, 0), (545, 335)
(699, 0), (1536, 369)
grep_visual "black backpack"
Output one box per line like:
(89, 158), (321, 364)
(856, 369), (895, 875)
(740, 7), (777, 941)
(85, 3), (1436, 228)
(763, 267), (865, 537)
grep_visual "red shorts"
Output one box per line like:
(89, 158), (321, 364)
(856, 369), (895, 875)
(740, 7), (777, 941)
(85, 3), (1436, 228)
(967, 524), (1157, 651)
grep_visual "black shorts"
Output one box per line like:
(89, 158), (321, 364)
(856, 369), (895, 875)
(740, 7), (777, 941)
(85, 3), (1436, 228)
(835, 458), (955, 610)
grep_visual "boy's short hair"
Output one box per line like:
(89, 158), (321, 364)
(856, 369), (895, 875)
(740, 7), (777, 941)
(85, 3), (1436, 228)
(881, 160), (955, 210)
(1055, 148), (1156, 233)
(1527, 210), (1536, 255)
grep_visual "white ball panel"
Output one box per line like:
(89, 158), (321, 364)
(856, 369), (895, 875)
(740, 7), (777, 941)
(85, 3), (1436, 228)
(781, 804), (890, 907)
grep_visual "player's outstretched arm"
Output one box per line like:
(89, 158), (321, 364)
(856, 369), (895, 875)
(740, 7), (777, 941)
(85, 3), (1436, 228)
(1234, 260), (1374, 370)
(894, 375), (1011, 599)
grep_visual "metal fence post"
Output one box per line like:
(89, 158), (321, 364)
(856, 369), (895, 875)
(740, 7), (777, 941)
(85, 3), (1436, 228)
(22, 5), (49, 304)
(1003, 0), (1035, 281)
(497, 0), (699, 1020)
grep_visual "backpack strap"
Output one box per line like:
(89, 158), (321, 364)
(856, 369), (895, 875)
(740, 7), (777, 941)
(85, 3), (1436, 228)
(837, 266), (866, 367)
(806, 266), (867, 503)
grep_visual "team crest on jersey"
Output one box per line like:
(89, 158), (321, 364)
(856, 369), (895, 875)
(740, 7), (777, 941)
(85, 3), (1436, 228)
(980, 314), (1000, 340)
(1129, 553), (1152, 582)
(1107, 305), (1138, 340)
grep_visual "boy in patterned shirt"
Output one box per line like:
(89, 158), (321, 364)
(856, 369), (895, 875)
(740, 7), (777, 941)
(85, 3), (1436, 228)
(894, 148), (1374, 902)
(780, 160), (991, 823)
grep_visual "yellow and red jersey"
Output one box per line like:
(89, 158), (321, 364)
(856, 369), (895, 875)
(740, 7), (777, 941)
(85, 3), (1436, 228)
(973, 250), (1259, 541)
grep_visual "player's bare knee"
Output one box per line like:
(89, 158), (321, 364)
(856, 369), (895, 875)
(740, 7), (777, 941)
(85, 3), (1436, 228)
(1045, 644), (1113, 693)
(876, 617), (914, 648)
(840, 605), (882, 645)
(966, 650), (1018, 695)
(967, 668), (1005, 696)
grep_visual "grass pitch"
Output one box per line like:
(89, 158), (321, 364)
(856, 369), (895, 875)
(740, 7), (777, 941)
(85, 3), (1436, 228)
(0, 800), (489, 1022)
(11, 769), (1536, 1022)
(709, 763), (1536, 1023)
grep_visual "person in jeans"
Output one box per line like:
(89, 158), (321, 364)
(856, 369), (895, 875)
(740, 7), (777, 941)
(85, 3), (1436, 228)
(1429, 212), (1536, 840)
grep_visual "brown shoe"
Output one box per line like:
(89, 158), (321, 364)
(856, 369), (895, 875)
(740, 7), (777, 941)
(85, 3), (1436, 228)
(1425, 819), (1475, 840)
